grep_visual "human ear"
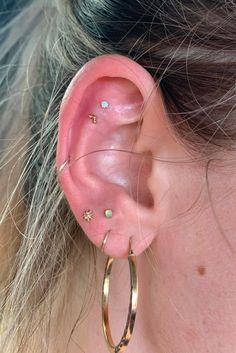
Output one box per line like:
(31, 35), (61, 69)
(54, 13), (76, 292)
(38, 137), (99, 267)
(56, 54), (177, 258)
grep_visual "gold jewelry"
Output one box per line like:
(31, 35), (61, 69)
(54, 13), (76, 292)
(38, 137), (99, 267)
(83, 210), (94, 222)
(58, 158), (70, 175)
(101, 230), (111, 252)
(102, 238), (138, 353)
(89, 114), (97, 124)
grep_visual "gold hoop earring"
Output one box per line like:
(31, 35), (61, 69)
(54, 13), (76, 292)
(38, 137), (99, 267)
(102, 238), (138, 353)
(101, 230), (111, 252)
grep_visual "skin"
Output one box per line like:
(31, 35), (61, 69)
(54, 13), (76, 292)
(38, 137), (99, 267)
(2, 54), (236, 352)
(55, 152), (236, 353)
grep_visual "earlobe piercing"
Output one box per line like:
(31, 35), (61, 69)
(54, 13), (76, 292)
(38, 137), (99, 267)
(129, 236), (135, 256)
(101, 229), (111, 252)
(83, 210), (94, 222)
(101, 235), (138, 353)
(104, 209), (113, 219)
(89, 114), (97, 124)
(101, 101), (109, 109)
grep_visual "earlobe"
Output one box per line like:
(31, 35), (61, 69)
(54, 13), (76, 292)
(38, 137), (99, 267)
(56, 54), (167, 258)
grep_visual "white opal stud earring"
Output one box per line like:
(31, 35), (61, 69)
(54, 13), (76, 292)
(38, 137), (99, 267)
(104, 209), (113, 219)
(101, 101), (109, 109)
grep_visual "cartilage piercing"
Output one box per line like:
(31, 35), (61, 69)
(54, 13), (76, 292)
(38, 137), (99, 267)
(101, 101), (109, 109)
(58, 157), (70, 175)
(89, 114), (97, 124)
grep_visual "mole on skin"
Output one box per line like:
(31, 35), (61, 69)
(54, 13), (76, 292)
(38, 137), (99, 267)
(197, 266), (206, 276)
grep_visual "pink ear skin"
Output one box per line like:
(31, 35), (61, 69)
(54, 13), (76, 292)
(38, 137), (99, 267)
(56, 54), (173, 258)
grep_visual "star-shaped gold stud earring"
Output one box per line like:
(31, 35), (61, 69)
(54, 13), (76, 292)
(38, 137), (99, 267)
(83, 210), (94, 222)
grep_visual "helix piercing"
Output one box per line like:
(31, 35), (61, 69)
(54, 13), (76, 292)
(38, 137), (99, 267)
(83, 210), (94, 222)
(89, 114), (97, 124)
(101, 101), (109, 109)
(58, 157), (70, 175)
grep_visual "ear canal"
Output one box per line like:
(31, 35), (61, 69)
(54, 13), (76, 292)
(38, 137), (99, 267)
(68, 77), (154, 208)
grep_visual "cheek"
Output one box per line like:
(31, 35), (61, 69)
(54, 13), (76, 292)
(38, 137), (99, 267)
(148, 170), (236, 350)
(154, 165), (235, 300)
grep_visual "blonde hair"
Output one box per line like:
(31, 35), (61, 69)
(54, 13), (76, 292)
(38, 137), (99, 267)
(0, 0), (235, 351)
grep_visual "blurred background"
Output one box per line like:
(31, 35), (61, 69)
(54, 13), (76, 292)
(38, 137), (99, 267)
(0, 1), (23, 27)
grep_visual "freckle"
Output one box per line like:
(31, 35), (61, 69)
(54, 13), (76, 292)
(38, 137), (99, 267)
(197, 266), (206, 276)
